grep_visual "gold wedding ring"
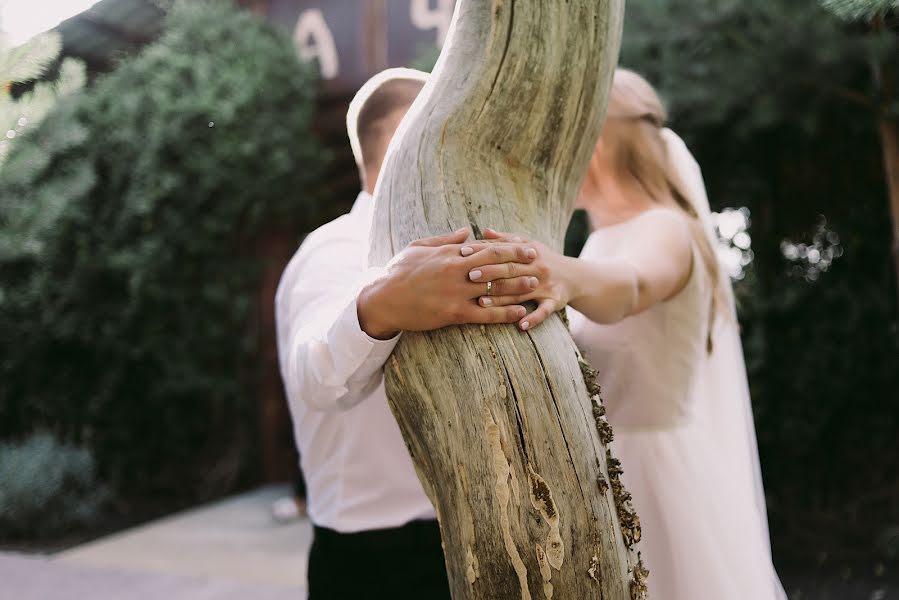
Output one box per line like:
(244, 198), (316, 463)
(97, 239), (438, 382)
(486, 281), (493, 296)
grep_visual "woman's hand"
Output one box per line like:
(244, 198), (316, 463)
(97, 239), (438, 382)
(358, 228), (543, 339)
(460, 211), (696, 333)
(461, 228), (576, 332)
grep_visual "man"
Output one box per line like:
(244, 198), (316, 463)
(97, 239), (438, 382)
(276, 68), (540, 598)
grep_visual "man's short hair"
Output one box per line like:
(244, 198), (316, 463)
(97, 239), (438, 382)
(347, 68), (428, 170)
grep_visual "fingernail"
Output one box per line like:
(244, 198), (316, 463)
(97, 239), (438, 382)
(456, 227), (468, 234)
(469, 270), (482, 281)
(461, 246), (474, 257)
(521, 321), (530, 331)
(516, 307), (527, 318)
(528, 277), (539, 289)
(481, 297), (493, 306)
(526, 248), (537, 259)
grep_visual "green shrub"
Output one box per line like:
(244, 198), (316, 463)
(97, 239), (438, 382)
(0, 433), (109, 539)
(0, 0), (326, 502)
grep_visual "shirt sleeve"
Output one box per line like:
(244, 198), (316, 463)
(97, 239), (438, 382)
(275, 226), (400, 412)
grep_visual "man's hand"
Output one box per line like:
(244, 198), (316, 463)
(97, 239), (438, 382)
(357, 228), (540, 339)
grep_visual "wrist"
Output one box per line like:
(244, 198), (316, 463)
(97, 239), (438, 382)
(357, 278), (400, 340)
(558, 255), (583, 304)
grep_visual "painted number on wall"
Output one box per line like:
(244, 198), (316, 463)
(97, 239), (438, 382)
(293, 9), (340, 80)
(291, 1), (455, 81)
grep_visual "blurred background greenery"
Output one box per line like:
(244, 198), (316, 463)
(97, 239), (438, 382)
(0, 0), (896, 587)
(618, 0), (899, 573)
(0, 0), (327, 540)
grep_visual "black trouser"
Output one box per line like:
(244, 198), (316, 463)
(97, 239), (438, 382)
(308, 520), (451, 599)
(293, 464), (306, 499)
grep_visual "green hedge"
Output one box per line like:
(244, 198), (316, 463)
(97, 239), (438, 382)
(0, 433), (109, 538)
(0, 0), (326, 502)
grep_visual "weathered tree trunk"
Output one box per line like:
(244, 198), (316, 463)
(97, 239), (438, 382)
(370, 2), (643, 599)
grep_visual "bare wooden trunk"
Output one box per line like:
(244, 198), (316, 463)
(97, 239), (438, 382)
(370, 2), (643, 598)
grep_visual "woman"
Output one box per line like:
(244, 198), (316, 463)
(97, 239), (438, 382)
(467, 69), (786, 599)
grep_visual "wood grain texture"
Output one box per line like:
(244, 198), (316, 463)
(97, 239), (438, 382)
(370, 2), (643, 598)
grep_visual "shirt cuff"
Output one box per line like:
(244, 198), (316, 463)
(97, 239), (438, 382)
(329, 286), (401, 376)
(357, 265), (403, 347)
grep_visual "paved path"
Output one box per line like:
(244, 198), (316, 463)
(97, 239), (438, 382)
(55, 484), (311, 588)
(5, 484), (896, 599)
(0, 553), (301, 600)
(2, 484), (311, 599)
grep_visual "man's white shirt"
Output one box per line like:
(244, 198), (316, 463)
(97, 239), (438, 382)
(275, 191), (436, 533)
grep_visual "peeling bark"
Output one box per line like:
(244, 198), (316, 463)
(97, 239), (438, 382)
(370, 2), (638, 598)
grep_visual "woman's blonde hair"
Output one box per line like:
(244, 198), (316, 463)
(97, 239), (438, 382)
(592, 68), (723, 350)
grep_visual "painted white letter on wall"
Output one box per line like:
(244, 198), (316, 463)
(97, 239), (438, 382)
(410, 0), (454, 47)
(293, 9), (339, 80)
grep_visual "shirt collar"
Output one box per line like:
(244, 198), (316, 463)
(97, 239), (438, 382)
(350, 191), (373, 216)
(351, 191), (376, 238)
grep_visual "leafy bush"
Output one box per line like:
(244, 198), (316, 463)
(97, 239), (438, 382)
(0, 433), (109, 539)
(0, 0), (326, 501)
(0, 32), (86, 165)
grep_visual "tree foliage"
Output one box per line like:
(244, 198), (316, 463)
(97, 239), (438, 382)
(0, 32), (86, 165)
(822, 0), (898, 21)
(0, 432), (109, 539)
(0, 0), (325, 501)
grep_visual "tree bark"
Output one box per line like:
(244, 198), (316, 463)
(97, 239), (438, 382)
(882, 117), (899, 303)
(370, 2), (643, 599)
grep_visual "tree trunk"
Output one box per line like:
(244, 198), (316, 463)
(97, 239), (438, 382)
(869, 15), (899, 304)
(880, 117), (899, 302)
(370, 2), (643, 599)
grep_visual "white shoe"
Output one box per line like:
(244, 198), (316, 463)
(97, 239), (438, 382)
(271, 496), (306, 523)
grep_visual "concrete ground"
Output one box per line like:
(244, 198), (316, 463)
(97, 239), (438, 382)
(2, 484), (310, 599)
(3, 483), (896, 599)
(0, 553), (301, 600)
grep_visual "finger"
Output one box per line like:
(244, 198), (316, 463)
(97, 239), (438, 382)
(413, 227), (470, 248)
(479, 292), (538, 308)
(462, 305), (528, 325)
(468, 276), (538, 301)
(491, 275), (540, 298)
(484, 228), (528, 243)
(462, 243), (537, 266)
(469, 262), (539, 282)
(459, 239), (510, 256)
(483, 228), (508, 240)
(519, 299), (558, 331)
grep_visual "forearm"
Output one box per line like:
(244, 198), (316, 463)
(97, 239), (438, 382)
(283, 295), (399, 411)
(564, 256), (640, 325)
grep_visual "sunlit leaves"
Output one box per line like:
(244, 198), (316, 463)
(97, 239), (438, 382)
(821, 0), (898, 21)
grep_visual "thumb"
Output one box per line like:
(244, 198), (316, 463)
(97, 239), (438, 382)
(484, 228), (524, 243)
(412, 227), (471, 247)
